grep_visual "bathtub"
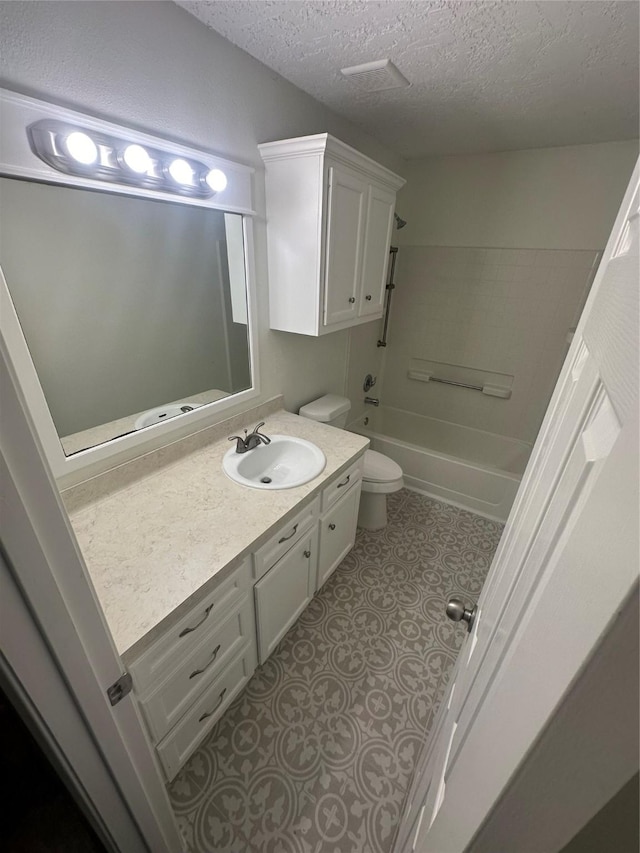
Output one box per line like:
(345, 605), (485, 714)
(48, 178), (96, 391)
(350, 406), (532, 522)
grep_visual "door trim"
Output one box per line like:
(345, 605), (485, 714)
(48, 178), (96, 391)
(1, 327), (185, 852)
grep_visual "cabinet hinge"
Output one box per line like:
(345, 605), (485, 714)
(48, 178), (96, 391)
(107, 672), (133, 706)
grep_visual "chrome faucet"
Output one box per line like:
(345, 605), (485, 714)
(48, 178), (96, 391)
(364, 397), (380, 407)
(228, 422), (271, 453)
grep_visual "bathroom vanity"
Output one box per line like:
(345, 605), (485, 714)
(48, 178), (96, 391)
(62, 401), (368, 780)
(1, 90), (374, 783)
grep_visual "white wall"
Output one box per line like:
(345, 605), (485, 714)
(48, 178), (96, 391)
(380, 142), (637, 443)
(396, 141), (639, 250)
(0, 0), (403, 453)
(382, 246), (599, 442)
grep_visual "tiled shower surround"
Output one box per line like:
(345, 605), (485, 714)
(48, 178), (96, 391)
(168, 490), (503, 852)
(383, 247), (599, 442)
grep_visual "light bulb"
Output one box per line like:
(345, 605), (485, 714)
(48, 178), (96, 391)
(168, 158), (193, 185)
(65, 131), (98, 165)
(205, 169), (227, 193)
(123, 144), (152, 174)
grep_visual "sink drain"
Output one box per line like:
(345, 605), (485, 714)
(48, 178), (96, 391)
(260, 476), (272, 484)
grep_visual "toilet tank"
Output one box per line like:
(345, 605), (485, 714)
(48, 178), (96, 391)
(298, 394), (351, 428)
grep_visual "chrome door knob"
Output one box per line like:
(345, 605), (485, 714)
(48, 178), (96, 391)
(446, 598), (477, 633)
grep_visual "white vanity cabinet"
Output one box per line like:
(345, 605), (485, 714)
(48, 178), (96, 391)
(127, 556), (257, 781)
(252, 498), (320, 664)
(317, 458), (363, 589)
(253, 457), (364, 663)
(259, 134), (405, 336)
(254, 528), (319, 663)
(124, 454), (366, 780)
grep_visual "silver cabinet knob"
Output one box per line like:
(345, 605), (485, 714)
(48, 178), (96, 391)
(446, 598), (477, 632)
(328, 523), (336, 530)
(365, 294), (372, 301)
(303, 550), (311, 558)
(348, 297), (356, 303)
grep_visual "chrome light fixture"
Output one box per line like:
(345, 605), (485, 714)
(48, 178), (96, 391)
(27, 119), (227, 199)
(121, 143), (152, 175)
(64, 131), (99, 165)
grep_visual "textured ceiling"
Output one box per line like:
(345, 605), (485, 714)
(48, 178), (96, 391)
(176, 0), (639, 159)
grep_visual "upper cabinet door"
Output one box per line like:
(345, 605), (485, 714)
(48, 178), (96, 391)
(359, 183), (395, 317)
(323, 165), (367, 327)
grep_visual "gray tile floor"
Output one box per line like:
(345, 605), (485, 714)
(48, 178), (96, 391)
(168, 490), (503, 853)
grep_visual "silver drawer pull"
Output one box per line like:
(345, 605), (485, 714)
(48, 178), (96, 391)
(329, 523), (336, 530)
(198, 688), (227, 722)
(189, 644), (221, 679)
(179, 604), (213, 637)
(279, 523), (298, 544)
(337, 474), (351, 488)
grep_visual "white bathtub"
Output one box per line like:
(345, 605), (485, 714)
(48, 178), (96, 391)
(350, 406), (532, 522)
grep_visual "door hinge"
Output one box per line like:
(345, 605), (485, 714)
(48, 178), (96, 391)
(107, 672), (132, 706)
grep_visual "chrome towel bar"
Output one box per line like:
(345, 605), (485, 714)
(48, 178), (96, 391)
(407, 370), (512, 399)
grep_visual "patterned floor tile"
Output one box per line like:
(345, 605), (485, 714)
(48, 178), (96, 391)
(168, 491), (502, 852)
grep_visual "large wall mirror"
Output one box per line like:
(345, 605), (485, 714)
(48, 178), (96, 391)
(0, 89), (259, 486)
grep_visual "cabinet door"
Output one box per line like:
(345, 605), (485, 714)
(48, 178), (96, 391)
(359, 183), (395, 316)
(323, 164), (367, 327)
(317, 481), (362, 589)
(254, 530), (318, 664)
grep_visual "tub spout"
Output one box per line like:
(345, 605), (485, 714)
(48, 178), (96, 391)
(364, 397), (380, 407)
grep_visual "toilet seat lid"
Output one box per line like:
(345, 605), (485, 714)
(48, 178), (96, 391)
(364, 449), (403, 482)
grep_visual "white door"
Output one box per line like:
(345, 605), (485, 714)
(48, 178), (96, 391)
(1, 321), (185, 851)
(359, 183), (395, 316)
(323, 164), (366, 326)
(397, 161), (639, 853)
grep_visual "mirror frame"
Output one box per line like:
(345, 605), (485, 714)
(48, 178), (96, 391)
(0, 89), (260, 488)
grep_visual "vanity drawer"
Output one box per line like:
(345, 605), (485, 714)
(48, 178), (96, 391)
(156, 645), (257, 782)
(321, 456), (364, 512)
(128, 557), (251, 693)
(252, 496), (319, 581)
(139, 596), (255, 742)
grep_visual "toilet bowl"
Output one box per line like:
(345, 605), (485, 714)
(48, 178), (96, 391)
(298, 394), (403, 530)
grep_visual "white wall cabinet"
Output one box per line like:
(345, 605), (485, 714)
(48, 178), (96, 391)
(259, 134), (405, 336)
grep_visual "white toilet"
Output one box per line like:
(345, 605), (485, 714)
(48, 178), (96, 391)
(298, 394), (403, 530)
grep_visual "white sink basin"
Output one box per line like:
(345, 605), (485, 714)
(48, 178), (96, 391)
(223, 435), (326, 490)
(135, 403), (200, 430)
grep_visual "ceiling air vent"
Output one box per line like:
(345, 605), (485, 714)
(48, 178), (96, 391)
(340, 59), (410, 92)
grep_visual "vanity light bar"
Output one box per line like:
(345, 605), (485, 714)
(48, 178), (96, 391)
(27, 119), (227, 199)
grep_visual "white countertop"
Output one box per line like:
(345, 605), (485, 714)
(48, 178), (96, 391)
(64, 408), (368, 657)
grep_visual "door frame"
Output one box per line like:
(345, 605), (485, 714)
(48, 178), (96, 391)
(0, 326), (185, 851)
(1, 551), (141, 853)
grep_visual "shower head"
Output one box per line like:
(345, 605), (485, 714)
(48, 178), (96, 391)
(394, 212), (407, 229)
